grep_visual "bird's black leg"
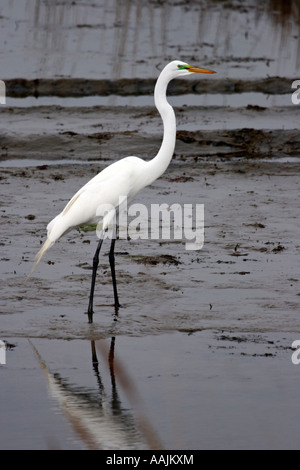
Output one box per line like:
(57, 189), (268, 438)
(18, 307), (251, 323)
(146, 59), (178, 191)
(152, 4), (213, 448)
(109, 237), (121, 310)
(87, 231), (104, 323)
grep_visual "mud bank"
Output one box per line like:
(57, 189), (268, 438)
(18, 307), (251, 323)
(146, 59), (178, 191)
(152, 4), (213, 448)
(1, 127), (299, 161)
(1, 104), (299, 161)
(4, 76), (294, 98)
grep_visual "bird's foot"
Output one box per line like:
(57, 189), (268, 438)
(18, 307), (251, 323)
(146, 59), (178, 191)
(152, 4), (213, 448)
(86, 308), (94, 324)
(113, 301), (121, 319)
(114, 301), (122, 310)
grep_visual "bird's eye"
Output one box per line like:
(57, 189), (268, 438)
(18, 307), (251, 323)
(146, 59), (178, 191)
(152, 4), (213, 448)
(177, 64), (190, 70)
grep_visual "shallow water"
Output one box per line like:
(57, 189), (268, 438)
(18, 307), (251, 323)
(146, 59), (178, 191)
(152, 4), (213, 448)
(1, 0), (300, 80)
(1, 156), (300, 449)
(1, 0), (300, 451)
(1, 331), (300, 450)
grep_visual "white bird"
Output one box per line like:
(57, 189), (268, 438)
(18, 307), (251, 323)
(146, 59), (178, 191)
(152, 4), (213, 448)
(27, 60), (215, 323)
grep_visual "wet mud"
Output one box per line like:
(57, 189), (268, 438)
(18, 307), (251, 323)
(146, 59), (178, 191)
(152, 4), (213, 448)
(5, 76), (294, 98)
(1, 155), (299, 340)
(1, 104), (299, 162)
(1, 0), (300, 451)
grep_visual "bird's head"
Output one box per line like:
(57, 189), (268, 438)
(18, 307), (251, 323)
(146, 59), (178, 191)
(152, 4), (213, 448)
(166, 60), (216, 79)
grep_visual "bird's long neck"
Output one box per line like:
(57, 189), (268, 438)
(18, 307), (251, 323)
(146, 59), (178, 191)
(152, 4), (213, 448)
(145, 71), (176, 185)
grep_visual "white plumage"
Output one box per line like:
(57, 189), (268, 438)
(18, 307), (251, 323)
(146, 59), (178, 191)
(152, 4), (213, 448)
(27, 60), (215, 322)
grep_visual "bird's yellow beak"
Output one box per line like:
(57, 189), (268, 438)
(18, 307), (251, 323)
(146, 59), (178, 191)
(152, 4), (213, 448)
(189, 66), (216, 74)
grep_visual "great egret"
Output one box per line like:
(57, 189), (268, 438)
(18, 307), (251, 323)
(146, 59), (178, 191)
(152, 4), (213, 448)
(27, 60), (215, 323)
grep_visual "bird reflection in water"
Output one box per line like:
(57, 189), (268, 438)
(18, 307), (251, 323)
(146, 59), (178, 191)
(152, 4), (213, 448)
(30, 336), (162, 450)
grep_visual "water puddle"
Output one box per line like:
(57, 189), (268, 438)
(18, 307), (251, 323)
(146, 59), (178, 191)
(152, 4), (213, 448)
(0, 0), (300, 451)
(1, 331), (299, 450)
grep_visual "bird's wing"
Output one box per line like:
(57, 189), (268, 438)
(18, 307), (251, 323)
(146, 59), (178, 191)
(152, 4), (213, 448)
(79, 156), (140, 189)
(47, 158), (142, 242)
(53, 156), (142, 221)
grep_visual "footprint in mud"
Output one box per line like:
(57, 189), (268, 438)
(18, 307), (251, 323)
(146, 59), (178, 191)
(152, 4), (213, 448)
(133, 254), (182, 266)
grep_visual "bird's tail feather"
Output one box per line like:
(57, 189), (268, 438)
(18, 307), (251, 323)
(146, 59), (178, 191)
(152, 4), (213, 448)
(25, 238), (53, 282)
